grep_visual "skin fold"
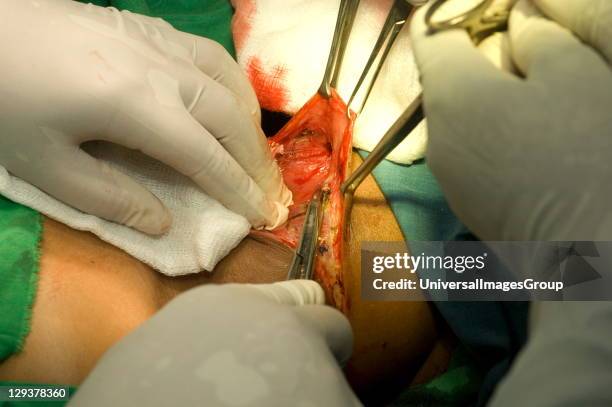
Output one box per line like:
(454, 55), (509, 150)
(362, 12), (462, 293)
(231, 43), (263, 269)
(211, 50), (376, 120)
(0, 153), (448, 400)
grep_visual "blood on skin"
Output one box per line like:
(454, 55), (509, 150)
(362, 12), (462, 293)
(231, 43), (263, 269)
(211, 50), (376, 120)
(254, 91), (355, 312)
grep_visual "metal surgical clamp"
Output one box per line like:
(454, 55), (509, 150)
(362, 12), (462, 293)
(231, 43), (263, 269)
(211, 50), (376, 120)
(288, 0), (509, 276)
(319, 0), (427, 100)
(315, 0), (427, 228)
(287, 190), (327, 280)
(289, 0), (423, 278)
(348, 0), (428, 114)
(318, 0), (361, 99)
(341, 0), (511, 219)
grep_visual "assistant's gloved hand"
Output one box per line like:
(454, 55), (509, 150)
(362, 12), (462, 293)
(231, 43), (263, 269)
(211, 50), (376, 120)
(0, 0), (291, 234)
(411, 0), (612, 241)
(68, 280), (361, 407)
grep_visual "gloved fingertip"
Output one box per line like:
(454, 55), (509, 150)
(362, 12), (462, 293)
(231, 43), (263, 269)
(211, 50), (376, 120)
(278, 182), (294, 207)
(263, 200), (289, 231)
(252, 105), (262, 125)
(133, 204), (173, 235)
(257, 149), (293, 207)
(158, 206), (173, 233)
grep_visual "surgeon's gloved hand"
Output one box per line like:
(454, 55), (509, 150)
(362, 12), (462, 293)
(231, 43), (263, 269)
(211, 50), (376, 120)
(0, 0), (291, 234)
(68, 280), (361, 407)
(411, 0), (612, 241)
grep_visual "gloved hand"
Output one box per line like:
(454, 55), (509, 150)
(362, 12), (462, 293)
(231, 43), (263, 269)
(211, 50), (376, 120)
(411, 0), (612, 241)
(0, 0), (291, 234)
(68, 280), (361, 407)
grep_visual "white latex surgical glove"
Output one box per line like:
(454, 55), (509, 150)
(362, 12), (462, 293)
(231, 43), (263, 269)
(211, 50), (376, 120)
(411, 0), (612, 241)
(68, 281), (361, 407)
(413, 3), (612, 406)
(0, 0), (292, 234)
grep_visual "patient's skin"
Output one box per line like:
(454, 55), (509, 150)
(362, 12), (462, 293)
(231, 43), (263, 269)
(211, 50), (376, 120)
(0, 153), (444, 398)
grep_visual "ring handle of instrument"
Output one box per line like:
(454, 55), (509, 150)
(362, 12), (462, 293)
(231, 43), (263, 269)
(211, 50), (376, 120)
(425, 0), (493, 32)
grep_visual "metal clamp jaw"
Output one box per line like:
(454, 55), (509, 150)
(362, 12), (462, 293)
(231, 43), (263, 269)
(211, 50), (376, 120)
(286, 190), (328, 280)
(341, 96), (424, 226)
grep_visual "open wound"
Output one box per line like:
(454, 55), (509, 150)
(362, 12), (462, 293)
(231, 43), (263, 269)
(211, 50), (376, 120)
(253, 91), (355, 312)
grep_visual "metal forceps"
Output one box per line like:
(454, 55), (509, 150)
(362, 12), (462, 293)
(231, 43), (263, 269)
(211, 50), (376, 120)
(309, 0), (426, 240)
(319, 0), (426, 101)
(287, 190), (327, 280)
(341, 0), (512, 218)
(287, 0), (422, 280)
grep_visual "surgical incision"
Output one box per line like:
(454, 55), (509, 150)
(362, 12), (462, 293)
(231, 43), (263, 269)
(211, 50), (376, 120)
(254, 91), (354, 312)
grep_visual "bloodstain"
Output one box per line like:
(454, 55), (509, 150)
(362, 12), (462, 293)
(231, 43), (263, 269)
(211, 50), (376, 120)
(246, 57), (289, 112)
